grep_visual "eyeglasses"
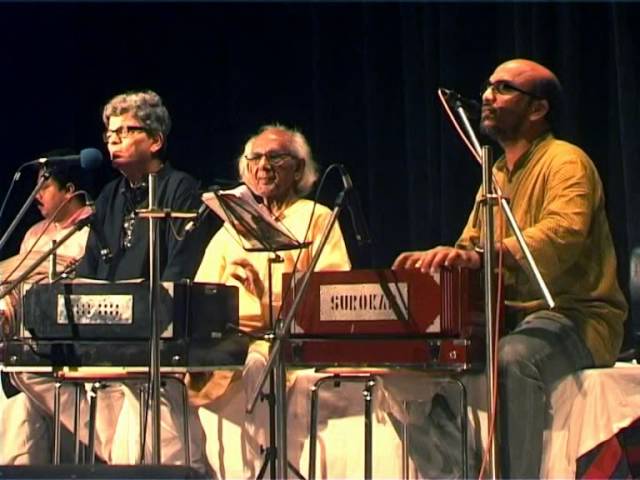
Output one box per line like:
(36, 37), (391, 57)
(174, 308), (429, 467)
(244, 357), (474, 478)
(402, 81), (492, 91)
(244, 151), (298, 167)
(102, 125), (148, 143)
(481, 80), (541, 99)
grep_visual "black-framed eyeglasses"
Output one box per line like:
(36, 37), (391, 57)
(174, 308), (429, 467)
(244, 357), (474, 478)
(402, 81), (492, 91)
(481, 80), (542, 99)
(244, 151), (298, 167)
(102, 125), (148, 143)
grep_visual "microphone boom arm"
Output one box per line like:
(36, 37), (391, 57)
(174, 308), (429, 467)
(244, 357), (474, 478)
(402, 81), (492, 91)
(0, 169), (51, 258)
(0, 213), (93, 300)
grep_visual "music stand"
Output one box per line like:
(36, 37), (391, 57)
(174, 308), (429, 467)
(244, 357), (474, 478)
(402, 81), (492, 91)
(203, 185), (308, 253)
(203, 185), (309, 478)
(244, 185), (351, 479)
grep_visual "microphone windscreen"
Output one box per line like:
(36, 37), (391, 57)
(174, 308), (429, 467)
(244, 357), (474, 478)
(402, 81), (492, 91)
(79, 148), (103, 170)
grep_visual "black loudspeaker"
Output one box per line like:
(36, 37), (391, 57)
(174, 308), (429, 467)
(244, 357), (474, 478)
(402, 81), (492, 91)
(0, 465), (208, 479)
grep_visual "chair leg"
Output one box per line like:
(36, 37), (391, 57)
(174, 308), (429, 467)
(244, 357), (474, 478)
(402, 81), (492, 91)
(138, 383), (147, 462)
(181, 381), (191, 466)
(52, 380), (62, 464)
(308, 375), (348, 480)
(308, 380), (321, 480)
(451, 377), (468, 480)
(401, 400), (409, 479)
(308, 374), (379, 480)
(87, 381), (100, 464)
(73, 383), (83, 463)
(363, 377), (376, 480)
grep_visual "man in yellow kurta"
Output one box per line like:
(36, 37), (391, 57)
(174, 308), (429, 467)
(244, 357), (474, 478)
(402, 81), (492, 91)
(193, 125), (351, 477)
(394, 59), (627, 478)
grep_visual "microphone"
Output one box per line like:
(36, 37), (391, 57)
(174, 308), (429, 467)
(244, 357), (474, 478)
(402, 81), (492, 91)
(26, 148), (104, 170)
(440, 88), (481, 118)
(184, 202), (210, 235)
(337, 165), (371, 246)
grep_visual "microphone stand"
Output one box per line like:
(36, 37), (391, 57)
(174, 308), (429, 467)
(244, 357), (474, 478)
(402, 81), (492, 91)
(0, 169), (51, 257)
(453, 100), (555, 480)
(255, 253), (282, 480)
(136, 180), (199, 465)
(147, 173), (162, 464)
(246, 188), (348, 479)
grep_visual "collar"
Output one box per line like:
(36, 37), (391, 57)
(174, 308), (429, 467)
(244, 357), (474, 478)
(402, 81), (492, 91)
(495, 132), (554, 179)
(119, 163), (172, 195)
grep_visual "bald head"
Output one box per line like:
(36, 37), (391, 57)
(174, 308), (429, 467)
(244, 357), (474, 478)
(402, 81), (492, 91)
(494, 59), (558, 91)
(493, 59), (564, 129)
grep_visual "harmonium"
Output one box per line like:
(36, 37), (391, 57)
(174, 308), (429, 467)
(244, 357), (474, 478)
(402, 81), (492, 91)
(3, 280), (248, 368)
(282, 268), (490, 370)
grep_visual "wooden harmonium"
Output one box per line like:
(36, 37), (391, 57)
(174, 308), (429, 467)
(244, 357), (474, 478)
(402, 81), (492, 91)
(4, 280), (246, 368)
(283, 268), (486, 370)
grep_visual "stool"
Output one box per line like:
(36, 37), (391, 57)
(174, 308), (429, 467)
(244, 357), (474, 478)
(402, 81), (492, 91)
(307, 370), (468, 480)
(51, 370), (191, 465)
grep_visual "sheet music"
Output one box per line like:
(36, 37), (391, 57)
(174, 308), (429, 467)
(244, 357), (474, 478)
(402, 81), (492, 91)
(202, 185), (305, 251)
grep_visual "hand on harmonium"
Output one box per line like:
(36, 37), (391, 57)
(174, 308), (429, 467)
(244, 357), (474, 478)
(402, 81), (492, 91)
(392, 246), (482, 274)
(0, 297), (16, 338)
(0, 252), (81, 338)
(229, 258), (265, 299)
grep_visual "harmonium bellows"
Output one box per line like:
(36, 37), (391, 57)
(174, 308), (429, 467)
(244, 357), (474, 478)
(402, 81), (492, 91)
(4, 280), (245, 368)
(282, 268), (487, 369)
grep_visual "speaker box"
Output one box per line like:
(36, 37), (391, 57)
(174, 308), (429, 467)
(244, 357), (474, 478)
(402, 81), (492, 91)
(0, 465), (208, 479)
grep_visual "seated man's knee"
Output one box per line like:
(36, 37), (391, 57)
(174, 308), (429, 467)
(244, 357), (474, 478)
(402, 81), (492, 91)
(498, 333), (535, 372)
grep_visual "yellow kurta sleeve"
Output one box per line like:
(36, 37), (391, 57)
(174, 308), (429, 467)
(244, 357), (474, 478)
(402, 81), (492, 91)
(501, 152), (597, 283)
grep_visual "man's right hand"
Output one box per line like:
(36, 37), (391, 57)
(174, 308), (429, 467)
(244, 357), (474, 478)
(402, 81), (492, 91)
(0, 307), (11, 338)
(392, 246), (481, 273)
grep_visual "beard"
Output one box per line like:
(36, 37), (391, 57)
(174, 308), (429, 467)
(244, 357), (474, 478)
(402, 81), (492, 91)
(480, 120), (500, 140)
(480, 109), (527, 143)
(480, 111), (502, 140)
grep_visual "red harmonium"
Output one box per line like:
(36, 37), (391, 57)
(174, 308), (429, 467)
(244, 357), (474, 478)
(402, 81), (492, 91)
(283, 268), (487, 370)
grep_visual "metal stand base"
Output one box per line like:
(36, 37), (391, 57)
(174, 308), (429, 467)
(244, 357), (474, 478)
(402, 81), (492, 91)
(255, 371), (305, 480)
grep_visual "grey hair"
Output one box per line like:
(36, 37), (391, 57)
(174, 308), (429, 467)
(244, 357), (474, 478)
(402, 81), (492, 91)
(237, 124), (319, 196)
(102, 90), (171, 139)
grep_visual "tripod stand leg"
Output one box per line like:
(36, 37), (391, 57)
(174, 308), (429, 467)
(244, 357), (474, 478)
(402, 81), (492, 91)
(256, 446), (274, 479)
(255, 368), (306, 480)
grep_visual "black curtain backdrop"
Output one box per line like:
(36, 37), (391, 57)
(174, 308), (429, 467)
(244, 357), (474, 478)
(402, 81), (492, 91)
(1, 2), (639, 346)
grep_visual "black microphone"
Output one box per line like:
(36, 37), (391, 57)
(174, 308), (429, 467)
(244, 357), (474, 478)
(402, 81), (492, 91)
(184, 202), (211, 234)
(337, 165), (371, 246)
(440, 88), (481, 118)
(26, 148), (104, 170)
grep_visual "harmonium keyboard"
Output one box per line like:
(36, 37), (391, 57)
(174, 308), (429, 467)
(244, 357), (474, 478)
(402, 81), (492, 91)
(3, 280), (248, 368)
(282, 268), (489, 370)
